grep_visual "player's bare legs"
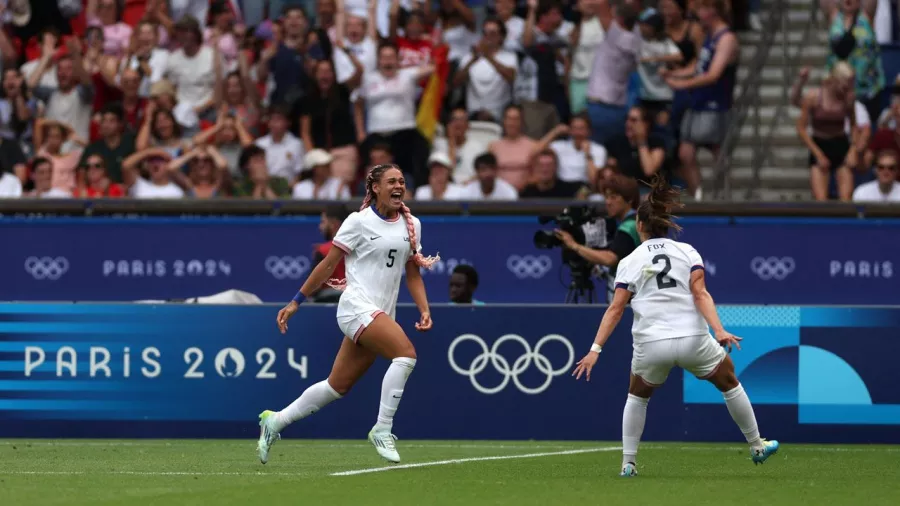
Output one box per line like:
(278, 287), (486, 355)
(257, 338), (375, 464)
(620, 374), (656, 477)
(705, 355), (779, 464)
(357, 313), (417, 463)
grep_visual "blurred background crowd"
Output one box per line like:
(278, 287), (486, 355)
(0, 0), (897, 203)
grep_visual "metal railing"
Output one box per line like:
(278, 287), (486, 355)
(713, 0), (822, 200)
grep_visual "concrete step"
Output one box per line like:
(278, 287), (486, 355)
(738, 28), (827, 45)
(740, 43), (828, 63)
(737, 66), (826, 84)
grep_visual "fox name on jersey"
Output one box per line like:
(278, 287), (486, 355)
(332, 206), (423, 318)
(614, 238), (709, 343)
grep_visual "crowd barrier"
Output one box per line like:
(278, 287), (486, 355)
(0, 303), (898, 443)
(2, 214), (900, 305)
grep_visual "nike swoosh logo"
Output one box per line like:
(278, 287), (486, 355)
(391, 395), (401, 399)
(370, 236), (380, 240)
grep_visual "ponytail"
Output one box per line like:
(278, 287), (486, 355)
(637, 175), (683, 238)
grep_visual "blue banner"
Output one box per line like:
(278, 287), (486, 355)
(1, 217), (898, 305)
(0, 303), (898, 443)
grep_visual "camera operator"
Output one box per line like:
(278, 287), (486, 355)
(553, 175), (641, 287)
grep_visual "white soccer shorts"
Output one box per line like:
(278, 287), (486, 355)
(337, 309), (385, 342)
(631, 334), (727, 386)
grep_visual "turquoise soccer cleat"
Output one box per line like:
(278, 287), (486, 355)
(751, 439), (780, 465)
(620, 462), (638, 477)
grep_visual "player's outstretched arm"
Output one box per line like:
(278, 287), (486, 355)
(405, 262), (432, 332)
(276, 247), (346, 334)
(689, 269), (742, 351)
(572, 287), (630, 381)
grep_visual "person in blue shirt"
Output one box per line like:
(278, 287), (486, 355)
(449, 264), (485, 305)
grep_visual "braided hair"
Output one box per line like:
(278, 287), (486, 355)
(636, 174), (684, 238)
(326, 164), (440, 290)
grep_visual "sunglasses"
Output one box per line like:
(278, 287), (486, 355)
(85, 162), (104, 169)
(876, 163), (897, 171)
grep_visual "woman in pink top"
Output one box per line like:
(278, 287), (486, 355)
(34, 120), (84, 192)
(204, 2), (240, 69)
(488, 105), (537, 191)
(87, 0), (133, 58)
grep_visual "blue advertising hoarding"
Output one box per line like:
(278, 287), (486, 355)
(0, 303), (898, 443)
(0, 216), (898, 305)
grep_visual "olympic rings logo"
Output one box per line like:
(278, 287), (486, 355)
(506, 255), (553, 279)
(265, 256), (311, 280)
(750, 256), (795, 281)
(448, 334), (574, 395)
(24, 256), (69, 280)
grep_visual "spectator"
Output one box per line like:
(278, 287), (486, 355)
(79, 102), (137, 183)
(23, 28), (60, 91)
(604, 105), (668, 188)
(164, 16), (216, 120)
(432, 107), (492, 184)
(824, 0), (885, 124)
(449, 264), (485, 305)
(584, 1), (639, 146)
(636, 9), (681, 126)
(0, 170), (23, 197)
(586, 159), (621, 201)
(414, 151), (464, 200)
(458, 152), (519, 200)
(568, 0), (606, 115)
(137, 103), (190, 157)
(661, 0), (704, 138)
(0, 68), (38, 153)
(310, 203), (349, 303)
(34, 119), (84, 193)
(664, 0), (738, 200)
(205, 1), (239, 69)
(355, 43), (433, 187)
(853, 149), (900, 202)
(86, 0), (133, 58)
(169, 0), (210, 30)
(453, 17), (517, 122)
(334, 3), (378, 79)
(300, 57), (360, 185)
(119, 20), (169, 99)
(233, 144), (291, 198)
(214, 57), (262, 133)
(32, 41), (95, 142)
(494, 0), (525, 53)
(0, 136), (28, 183)
(192, 111), (254, 178)
(165, 145), (230, 198)
(121, 148), (186, 198)
(25, 157), (73, 198)
(542, 114), (607, 184)
(520, 148), (587, 198)
(255, 104), (304, 182)
(73, 153), (126, 197)
(389, 3), (433, 71)
(257, 6), (311, 108)
(434, 0), (477, 65)
(292, 149), (351, 200)
(521, 0), (573, 123)
(489, 104), (537, 191)
(796, 62), (857, 201)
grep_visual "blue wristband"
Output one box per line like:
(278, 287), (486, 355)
(292, 291), (305, 304)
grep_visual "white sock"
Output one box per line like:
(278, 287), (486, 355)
(374, 357), (416, 431)
(274, 380), (342, 431)
(622, 394), (649, 466)
(723, 384), (763, 450)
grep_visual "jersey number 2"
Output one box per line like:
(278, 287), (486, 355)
(386, 249), (398, 268)
(652, 254), (676, 289)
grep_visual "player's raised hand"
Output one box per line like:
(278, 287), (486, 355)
(415, 311), (432, 332)
(572, 351), (599, 381)
(276, 301), (299, 334)
(714, 330), (742, 352)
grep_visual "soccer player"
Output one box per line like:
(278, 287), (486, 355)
(257, 164), (439, 465)
(572, 175), (779, 477)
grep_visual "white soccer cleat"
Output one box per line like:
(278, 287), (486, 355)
(620, 462), (638, 477)
(257, 410), (281, 465)
(368, 428), (401, 463)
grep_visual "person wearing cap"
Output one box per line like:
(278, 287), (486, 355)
(635, 9), (681, 125)
(414, 152), (464, 201)
(292, 149), (351, 200)
(120, 147), (186, 198)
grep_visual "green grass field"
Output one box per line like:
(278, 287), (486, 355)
(1, 439), (899, 505)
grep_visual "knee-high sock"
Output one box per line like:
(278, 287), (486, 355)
(723, 384), (762, 449)
(374, 357), (416, 431)
(622, 394), (649, 466)
(274, 380), (342, 431)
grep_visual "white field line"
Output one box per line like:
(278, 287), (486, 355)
(1, 470), (298, 477)
(0, 441), (580, 450)
(330, 447), (621, 477)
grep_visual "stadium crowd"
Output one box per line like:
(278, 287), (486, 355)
(0, 0), (748, 202)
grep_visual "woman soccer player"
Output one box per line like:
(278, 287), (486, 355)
(257, 164), (439, 465)
(572, 175), (779, 477)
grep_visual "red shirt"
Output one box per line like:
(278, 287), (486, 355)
(316, 241), (346, 282)
(869, 128), (900, 156)
(396, 37), (432, 69)
(77, 184), (126, 198)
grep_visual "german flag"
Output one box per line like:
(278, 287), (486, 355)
(416, 44), (450, 141)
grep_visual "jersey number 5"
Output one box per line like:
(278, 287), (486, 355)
(652, 254), (676, 289)
(386, 249), (398, 268)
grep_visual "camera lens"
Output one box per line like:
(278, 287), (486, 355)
(533, 230), (559, 249)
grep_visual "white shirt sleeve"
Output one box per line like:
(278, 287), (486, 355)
(411, 217), (423, 256)
(590, 143), (608, 168)
(613, 257), (635, 292)
(332, 212), (362, 253)
(685, 246), (705, 272)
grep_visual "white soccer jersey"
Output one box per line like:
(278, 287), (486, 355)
(332, 206), (422, 319)
(614, 238), (709, 344)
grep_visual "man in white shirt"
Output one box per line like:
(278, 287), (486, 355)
(432, 108), (493, 184)
(32, 45), (95, 141)
(853, 150), (900, 203)
(549, 114), (608, 183)
(255, 105), (304, 182)
(165, 16), (216, 118)
(454, 18), (518, 122)
(459, 152), (519, 201)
